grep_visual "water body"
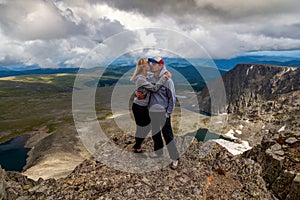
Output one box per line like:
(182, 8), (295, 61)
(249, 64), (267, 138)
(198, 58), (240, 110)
(186, 128), (235, 142)
(180, 105), (212, 116)
(0, 134), (30, 172)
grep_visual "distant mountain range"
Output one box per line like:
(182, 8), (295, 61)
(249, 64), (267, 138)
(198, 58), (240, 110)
(1, 55), (300, 92)
(213, 55), (300, 70)
(0, 64), (40, 71)
(0, 68), (79, 78)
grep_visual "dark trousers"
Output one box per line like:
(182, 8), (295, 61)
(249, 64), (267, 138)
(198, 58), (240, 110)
(132, 103), (151, 149)
(150, 112), (179, 160)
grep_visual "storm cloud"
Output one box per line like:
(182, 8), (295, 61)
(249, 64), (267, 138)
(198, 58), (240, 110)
(0, 0), (300, 68)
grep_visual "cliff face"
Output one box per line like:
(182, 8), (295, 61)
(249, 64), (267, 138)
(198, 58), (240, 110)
(197, 63), (300, 200)
(225, 64), (299, 115)
(198, 63), (300, 115)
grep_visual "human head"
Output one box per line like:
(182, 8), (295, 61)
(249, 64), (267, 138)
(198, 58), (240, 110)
(148, 57), (164, 73)
(130, 58), (150, 81)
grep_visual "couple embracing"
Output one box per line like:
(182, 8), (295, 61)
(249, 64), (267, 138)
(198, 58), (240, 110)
(130, 57), (179, 170)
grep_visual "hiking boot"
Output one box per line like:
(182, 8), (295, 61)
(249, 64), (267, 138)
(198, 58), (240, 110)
(170, 159), (179, 170)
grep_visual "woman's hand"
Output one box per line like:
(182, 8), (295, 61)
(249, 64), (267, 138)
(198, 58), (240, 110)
(135, 91), (145, 100)
(163, 71), (172, 78)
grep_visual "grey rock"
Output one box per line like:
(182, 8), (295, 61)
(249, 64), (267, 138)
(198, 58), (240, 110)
(198, 140), (219, 162)
(16, 197), (29, 200)
(266, 143), (285, 156)
(271, 170), (296, 199)
(285, 137), (298, 144)
(294, 132), (300, 137)
(262, 149), (284, 185)
(0, 167), (7, 200)
(286, 173), (300, 200)
(6, 188), (19, 200)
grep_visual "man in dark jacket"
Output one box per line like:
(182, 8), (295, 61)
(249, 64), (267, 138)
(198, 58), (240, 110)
(148, 57), (179, 170)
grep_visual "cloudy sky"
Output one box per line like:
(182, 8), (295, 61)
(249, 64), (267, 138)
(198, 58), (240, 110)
(0, 0), (300, 68)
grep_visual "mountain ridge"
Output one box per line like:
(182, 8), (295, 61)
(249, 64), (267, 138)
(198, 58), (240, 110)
(197, 63), (300, 115)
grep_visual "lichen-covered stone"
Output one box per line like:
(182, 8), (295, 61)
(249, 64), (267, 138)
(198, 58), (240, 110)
(271, 170), (296, 199)
(286, 173), (300, 200)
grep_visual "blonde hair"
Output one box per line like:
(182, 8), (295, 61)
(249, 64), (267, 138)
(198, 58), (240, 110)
(130, 58), (149, 81)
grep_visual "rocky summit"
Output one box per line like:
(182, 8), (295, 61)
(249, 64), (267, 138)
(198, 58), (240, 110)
(0, 64), (299, 199)
(1, 138), (277, 199)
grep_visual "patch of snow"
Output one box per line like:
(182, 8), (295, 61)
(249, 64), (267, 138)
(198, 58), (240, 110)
(225, 129), (238, 139)
(239, 125), (244, 129)
(213, 139), (252, 155)
(219, 113), (228, 116)
(290, 67), (297, 71)
(245, 119), (250, 123)
(278, 125), (286, 132)
(176, 95), (187, 99)
(216, 121), (223, 124)
(235, 130), (242, 135)
(262, 125), (265, 129)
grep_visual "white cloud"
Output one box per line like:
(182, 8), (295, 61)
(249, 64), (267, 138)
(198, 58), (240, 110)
(0, 0), (85, 40)
(0, 0), (300, 68)
(236, 33), (300, 51)
(70, 47), (90, 54)
(0, 1), (127, 68)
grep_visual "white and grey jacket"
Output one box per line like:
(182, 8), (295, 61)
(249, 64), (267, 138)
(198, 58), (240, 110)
(133, 74), (168, 107)
(148, 67), (176, 117)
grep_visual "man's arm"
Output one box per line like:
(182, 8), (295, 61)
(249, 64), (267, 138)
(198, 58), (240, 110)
(166, 79), (176, 117)
(136, 76), (167, 92)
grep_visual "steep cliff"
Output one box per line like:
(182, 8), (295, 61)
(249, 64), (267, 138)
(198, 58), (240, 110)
(198, 63), (300, 115)
(197, 63), (300, 199)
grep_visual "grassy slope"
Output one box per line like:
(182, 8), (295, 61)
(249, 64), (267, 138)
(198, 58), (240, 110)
(0, 74), (113, 143)
(0, 70), (212, 143)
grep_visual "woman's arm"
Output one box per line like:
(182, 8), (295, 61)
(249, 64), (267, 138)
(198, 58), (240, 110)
(136, 75), (168, 92)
